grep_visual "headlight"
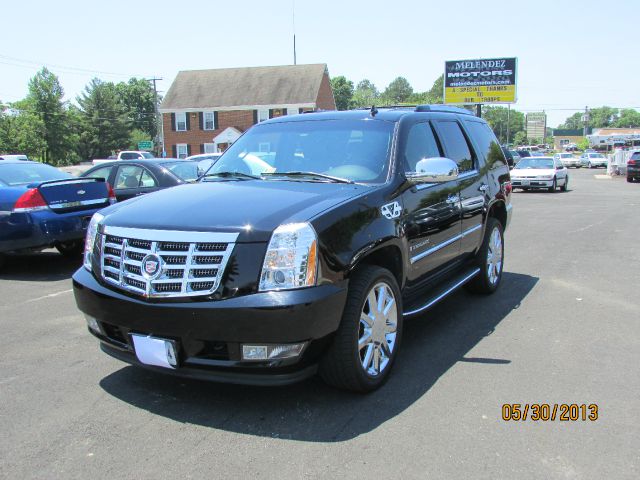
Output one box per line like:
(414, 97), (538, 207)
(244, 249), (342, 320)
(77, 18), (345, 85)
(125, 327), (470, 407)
(259, 222), (318, 291)
(83, 212), (104, 272)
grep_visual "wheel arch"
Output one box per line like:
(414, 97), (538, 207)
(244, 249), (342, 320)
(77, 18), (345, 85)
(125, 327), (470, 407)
(348, 240), (405, 290)
(486, 199), (507, 231)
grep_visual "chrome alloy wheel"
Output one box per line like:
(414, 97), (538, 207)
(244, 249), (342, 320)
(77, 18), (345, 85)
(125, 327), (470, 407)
(359, 282), (398, 377)
(487, 227), (503, 285)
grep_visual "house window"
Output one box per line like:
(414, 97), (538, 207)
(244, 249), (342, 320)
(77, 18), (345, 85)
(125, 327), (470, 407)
(287, 108), (297, 116)
(203, 112), (215, 130)
(177, 144), (188, 159)
(258, 109), (269, 122)
(204, 143), (217, 153)
(176, 112), (187, 131)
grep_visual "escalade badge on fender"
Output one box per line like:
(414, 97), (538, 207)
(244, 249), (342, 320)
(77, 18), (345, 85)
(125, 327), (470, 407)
(141, 254), (163, 279)
(381, 201), (401, 219)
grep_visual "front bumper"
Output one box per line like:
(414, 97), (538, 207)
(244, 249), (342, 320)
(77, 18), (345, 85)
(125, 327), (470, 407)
(73, 268), (348, 385)
(511, 178), (554, 188)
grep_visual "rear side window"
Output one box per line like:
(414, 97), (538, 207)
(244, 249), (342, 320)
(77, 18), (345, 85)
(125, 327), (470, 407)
(115, 165), (144, 188)
(434, 121), (475, 172)
(403, 122), (442, 173)
(88, 166), (112, 182)
(464, 120), (505, 169)
(631, 152), (640, 160)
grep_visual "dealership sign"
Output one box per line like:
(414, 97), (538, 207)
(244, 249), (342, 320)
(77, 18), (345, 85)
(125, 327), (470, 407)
(444, 57), (517, 104)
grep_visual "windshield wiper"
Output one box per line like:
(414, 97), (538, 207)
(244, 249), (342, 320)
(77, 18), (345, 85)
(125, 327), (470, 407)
(262, 171), (354, 184)
(200, 171), (261, 181)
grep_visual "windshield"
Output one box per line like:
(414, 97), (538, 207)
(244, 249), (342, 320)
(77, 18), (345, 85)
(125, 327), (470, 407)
(560, 154), (573, 158)
(206, 119), (395, 183)
(514, 158), (555, 169)
(141, 152), (155, 159)
(589, 153), (605, 158)
(161, 161), (199, 181)
(0, 162), (71, 186)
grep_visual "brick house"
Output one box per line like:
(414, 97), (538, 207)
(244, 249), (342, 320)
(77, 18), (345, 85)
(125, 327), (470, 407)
(159, 64), (336, 157)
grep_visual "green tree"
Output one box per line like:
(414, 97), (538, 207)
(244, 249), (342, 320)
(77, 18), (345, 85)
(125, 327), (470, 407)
(128, 129), (152, 150)
(330, 76), (354, 110)
(382, 77), (413, 104)
(613, 108), (640, 128)
(22, 68), (70, 164)
(559, 112), (583, 130)
(426, 74), (444, 104)
(76, 78), (131, 159)
(352, 79), (379, 108)
(115, 78), (158, 139)
(513, 131), (527, 146)
(0, 106), (47, 158)
(482, 106), (525, 144)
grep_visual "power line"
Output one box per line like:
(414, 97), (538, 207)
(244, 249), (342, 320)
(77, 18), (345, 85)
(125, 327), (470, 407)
(0, 53), (147, 78)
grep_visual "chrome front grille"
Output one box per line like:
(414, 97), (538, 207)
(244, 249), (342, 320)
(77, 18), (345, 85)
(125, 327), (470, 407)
(99, 226), (238, 298)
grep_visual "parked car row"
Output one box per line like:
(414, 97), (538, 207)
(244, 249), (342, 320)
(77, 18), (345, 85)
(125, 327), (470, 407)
(510, 156), (569, 192)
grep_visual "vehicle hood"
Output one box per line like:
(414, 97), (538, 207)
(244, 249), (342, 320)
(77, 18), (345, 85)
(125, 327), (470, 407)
(99, 180), (371, 242)
(510, 168), (556, 177)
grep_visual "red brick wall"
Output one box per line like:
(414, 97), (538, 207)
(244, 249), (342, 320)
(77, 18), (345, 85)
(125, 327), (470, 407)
(316, 73), (336, 110)
(162, 110), (255, 155)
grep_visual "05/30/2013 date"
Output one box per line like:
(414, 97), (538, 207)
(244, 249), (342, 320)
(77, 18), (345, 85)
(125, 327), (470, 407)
(502, 404), (598, 421)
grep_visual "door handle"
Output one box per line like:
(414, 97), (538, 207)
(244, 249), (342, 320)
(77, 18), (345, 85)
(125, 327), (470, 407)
(479, 183), (489, 193)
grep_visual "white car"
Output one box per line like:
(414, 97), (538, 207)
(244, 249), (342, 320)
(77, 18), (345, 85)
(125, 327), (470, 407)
(185, 152), (223, 175)
(580, 152), (607, 168)
(554, 152), (580, 168)
(510, 156), (569, 192)
(0, 154), (30, 161)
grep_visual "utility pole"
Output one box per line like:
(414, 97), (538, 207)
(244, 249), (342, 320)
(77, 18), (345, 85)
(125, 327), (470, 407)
(582, 105), (590, 137)
(147, 77), (162, 156)
(506, 104), (511, 146)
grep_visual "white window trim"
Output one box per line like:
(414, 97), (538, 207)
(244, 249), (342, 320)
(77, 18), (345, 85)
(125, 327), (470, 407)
(203, 111), (216, 131)
(176, 143), (188, 159)
(258, 109), (270, 122)
(175, 112), (187, 132)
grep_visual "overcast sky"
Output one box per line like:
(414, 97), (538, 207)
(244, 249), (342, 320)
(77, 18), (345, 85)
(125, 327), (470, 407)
(2, 0), (638, 127)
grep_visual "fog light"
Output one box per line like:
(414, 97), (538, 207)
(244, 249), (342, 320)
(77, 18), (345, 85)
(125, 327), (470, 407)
(84, 314), (102, 334)
(242, 342), (307, 361)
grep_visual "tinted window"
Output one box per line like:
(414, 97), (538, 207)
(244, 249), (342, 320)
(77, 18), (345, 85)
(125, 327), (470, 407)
(403, 122), (441, 173)
(87, 166), (112, 182)
(435, 121), (475, 172)
(115, 165), (145, 188)
(631, 152), (640, 160)
(465, 121), (506, 169)
(120, 152), (141, 160)
(0, 163), (71, 186)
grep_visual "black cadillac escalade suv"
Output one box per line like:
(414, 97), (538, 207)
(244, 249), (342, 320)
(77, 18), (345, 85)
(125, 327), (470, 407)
(73, 105), (512, 392)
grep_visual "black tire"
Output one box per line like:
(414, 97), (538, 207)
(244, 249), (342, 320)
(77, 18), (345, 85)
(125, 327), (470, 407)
(319, 265), (403, 393)
(465, 218), (504, 295)
(548, 178), (557, 193)
(627, 176), (634, 183)
(561, 176), (569, 192)
(56, 240), (84, 258)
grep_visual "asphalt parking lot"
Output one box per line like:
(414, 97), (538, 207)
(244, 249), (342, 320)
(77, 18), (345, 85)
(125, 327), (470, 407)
(1, 169), (638, 479)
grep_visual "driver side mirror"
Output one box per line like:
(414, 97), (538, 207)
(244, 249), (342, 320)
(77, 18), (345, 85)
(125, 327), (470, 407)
(406, 157), (459, 183)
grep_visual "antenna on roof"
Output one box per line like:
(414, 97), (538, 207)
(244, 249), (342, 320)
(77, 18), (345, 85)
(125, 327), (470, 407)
(370, 105), (378, 117)
(292, 0), (297, 65)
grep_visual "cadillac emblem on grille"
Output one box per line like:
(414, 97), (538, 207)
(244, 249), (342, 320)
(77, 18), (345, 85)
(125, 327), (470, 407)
(141, 254), (162, 279)
(98, 226), (238, 298)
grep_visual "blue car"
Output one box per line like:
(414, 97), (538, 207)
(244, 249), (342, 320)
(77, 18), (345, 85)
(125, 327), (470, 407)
(0, 160), (116, 269)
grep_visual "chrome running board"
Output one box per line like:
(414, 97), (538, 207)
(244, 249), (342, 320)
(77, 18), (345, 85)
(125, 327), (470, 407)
(403, 267), (481, 317)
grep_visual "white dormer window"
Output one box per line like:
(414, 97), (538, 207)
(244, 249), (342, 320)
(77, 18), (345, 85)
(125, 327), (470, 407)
(176, 112), (187, 131)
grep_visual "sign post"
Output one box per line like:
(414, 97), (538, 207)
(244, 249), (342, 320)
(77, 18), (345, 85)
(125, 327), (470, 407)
(444, 57), (517, 107)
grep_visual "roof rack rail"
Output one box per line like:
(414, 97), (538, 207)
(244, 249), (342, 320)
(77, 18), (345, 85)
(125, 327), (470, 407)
(414, 105), (474, 115)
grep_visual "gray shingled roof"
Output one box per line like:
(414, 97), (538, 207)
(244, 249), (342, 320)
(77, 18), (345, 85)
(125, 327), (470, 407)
(160, 64), (328, 110)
